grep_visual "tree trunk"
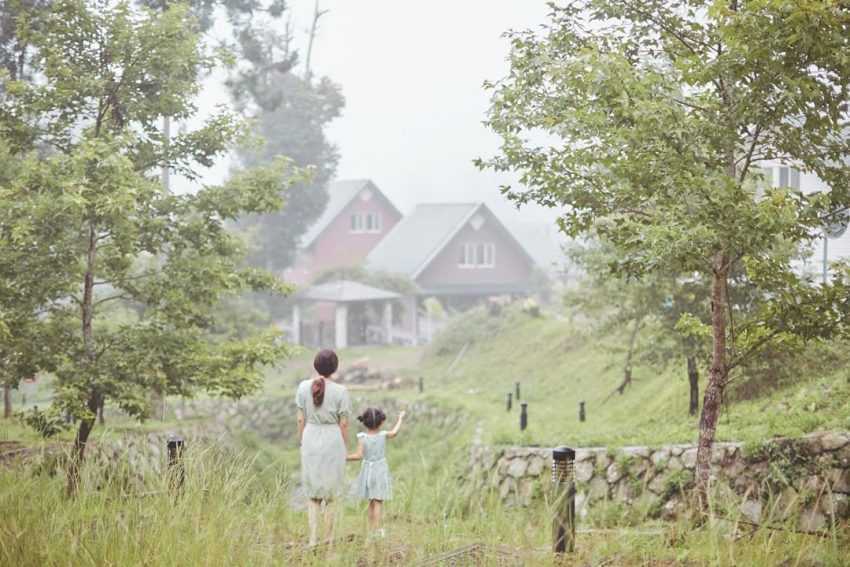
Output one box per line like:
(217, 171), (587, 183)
(66, 393), (99, 496)
(67, 222), (98, 497)
(620, 317), (641, 394)
(687, 356), (699, 416)
(695, 255), (728, 509)
(3, 384), (11, 418)
(97, 397), (105, 425)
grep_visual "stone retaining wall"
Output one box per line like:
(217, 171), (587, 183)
(467, 431), (850, 531)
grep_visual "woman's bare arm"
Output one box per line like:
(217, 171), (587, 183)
(386, 411), (406, 439)
(347, 439), (364, 461)
(297, 409), (305, 445)
(339, 416), (350, 447)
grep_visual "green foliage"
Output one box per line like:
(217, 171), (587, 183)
(0, 0), (304, 449)
(479, 0), (850, 342)
(478, 1), (850, 487)
(16, 405), (70, 438)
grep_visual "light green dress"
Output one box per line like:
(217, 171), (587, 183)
(295, 378), (352, 500)
(354, 431), (392, 501)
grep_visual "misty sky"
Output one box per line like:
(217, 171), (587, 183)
(189, 0), (567, 266)
(182, 0), (850, 270)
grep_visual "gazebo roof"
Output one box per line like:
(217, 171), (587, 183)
(297, 280), (401, 303)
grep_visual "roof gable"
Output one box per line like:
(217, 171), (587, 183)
(366, 202), (536, 279)
(301, 179), (400, 249)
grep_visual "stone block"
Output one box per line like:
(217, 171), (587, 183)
(607, 462), (624, 484)
(836, 444), (850, 468)
(809, 431), (850, 453)
(667, 457), (684, 471)
(518, 478), (535, 506)
(648, 473), (667, 495)
(588, 476), (609, 501)
(740, 499), (762, 523)
(575, 448), (597, 462)
(661, 497), (685, 521)
(651, 448), (671, 468)
(506, 458), (528, 479)
(527, 456), (545, 477)
(622, 446), (651, 459)
(775, 487), (800, 521)
(827, 468), (850, 493)
(799, 506), (827, 532)
(499, 477), (515, 500)
(575, 460), (594, 483)
(614, 480), (637, 503)
(575, 491), (590, 519)
(681, 448), (698, 469)
(821, 493), (849, 519)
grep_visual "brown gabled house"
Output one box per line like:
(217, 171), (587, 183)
(367, 202), (536, 301)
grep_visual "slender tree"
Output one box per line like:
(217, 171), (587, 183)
(1, 0), (302, 493)
(480, 0), (850, 506)
(226, 8), (344, 274)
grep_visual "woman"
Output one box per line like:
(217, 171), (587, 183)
(295, 349), (352, 547)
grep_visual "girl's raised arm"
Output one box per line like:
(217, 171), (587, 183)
(347, 439), (364, 461)
(386, 411), (406, 439)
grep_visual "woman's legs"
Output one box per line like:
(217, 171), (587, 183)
(322, 499), (339, 545)
(307, 499), (321, 546)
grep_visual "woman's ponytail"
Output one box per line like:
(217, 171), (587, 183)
(311, 349), (338, 408)
(311, 377), (326, 407)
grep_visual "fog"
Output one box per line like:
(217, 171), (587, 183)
(186, 0), (566, 267)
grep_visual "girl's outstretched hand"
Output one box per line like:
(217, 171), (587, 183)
(387, 411), (406, 439)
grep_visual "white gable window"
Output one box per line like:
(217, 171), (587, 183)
(351, 212), (381, 233)
(479, 243), (495, 267)
(365, 212), (382, 233)
(459, 242), (495, 268)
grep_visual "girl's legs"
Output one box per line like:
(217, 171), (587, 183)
(367, 500), (377, 531)
(373, 500), (383, 534)
(307, 499), (321, 546)
(367, 500), (383, 534)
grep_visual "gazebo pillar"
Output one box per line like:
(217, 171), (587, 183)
(407, 296), (419, 345)
(292, 303), (301, 345)
(334, 303), (348, 349)
(383, 301), (393, 345)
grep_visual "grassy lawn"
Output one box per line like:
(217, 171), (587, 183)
(414, 307), (850, 448)
(3, 306), (850, 565)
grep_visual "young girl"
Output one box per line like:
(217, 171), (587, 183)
(347, 407), (406, 538)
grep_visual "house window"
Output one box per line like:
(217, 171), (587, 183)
(350, 212), (382, 233)
(365, 212), (382, 233)
(778, 166), (801, 190)
(459, 242), (495, 268)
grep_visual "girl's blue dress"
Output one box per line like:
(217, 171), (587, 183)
(355, 431), (392, 501)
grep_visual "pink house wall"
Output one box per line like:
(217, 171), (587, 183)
(287, 191), (402, 286)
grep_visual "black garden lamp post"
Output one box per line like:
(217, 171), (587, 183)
(551, 445), (576, 554)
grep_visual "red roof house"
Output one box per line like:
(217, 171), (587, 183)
(284, 179), (403, 286)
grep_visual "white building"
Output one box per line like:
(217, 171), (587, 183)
(758, 163), (850, 282)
